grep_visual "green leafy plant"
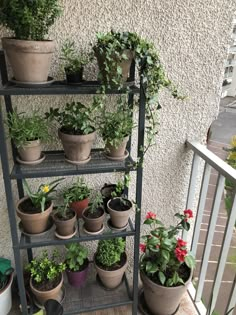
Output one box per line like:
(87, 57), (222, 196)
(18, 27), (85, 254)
(140, 210), (196, 287)
(23, 178), (63, 212)
(87, 192), (103, 215)
(63, 178), (90, 203)
(65, 243), (88, 272)
(0, 0), (62, 40)
(25, 250), (66, 284)
(45, 101), (97, 135)
(61, 39), (92, 74)
(98, 97), (134, 148)
(7, 110), (50, 148)
(96, 237), (126, 267)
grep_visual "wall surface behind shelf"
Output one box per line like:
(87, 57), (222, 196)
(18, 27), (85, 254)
(0, 0), (235, 266)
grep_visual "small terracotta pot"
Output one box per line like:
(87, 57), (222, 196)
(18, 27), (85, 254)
(58, 129), (96, 163)
(94, 253), (128, 289)
(140, 268), (193, 315)
(105, 136), (129, 159)
(16, 197), (53, 234)
(18, 139), (42, 162)
(30, 275), (63, 306)
(2, 38), (55, 82)
(53, 210), (77, 236)
(70, 198), (89, 218)
(82, 207), (105, 232)
(107, 198), (132, 228)
(66, 260), (89, 288)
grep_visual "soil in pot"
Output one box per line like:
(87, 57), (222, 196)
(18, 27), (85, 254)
(65, 68), (83, 84)
(82, 207), (105, 233)
(66, 259), (89, 288)
(107, 198), (132, 229)
(53, 209), (76, 237)
(70, 198), (89, 218)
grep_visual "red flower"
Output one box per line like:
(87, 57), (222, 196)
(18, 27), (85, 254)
(184, 209), (193, 220)
(139, 244), (146, 253)
(175, 247), (187, 262)
(177, 238), (187, 248)
(146, 211), (156, 220)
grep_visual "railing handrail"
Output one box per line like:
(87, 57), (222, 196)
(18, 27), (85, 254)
(186, 141), (236, 183)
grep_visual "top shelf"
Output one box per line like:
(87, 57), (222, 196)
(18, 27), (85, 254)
(0, 80), (140, 96)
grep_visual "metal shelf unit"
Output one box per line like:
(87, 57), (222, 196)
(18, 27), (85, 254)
(0, 50), (146, 315)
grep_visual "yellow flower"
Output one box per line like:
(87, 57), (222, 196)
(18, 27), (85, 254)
(42, 185), (49, 193)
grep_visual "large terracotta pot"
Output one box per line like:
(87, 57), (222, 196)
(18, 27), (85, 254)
(94, 253), (128, 289)
(105, 136), (129, 159)
(18, 139), (42, 162)
(16, 197), (53, 234)
(30, 275), (63, 306)
(2, 38), (55, 82)
(140, 268), (193, 315)
(58, 129), (96, 163)
(70, 198), (89, 218)
(82, 207), (105, 233)
(107, 197), (132, 228)
(53, 210), (76, 237)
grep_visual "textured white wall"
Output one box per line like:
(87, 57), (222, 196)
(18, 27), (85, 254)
(0, 0), (235, 264)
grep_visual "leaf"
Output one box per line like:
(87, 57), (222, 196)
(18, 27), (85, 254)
(158, 271), (166, 285)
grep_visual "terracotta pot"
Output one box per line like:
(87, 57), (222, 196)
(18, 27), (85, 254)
(18, 139), (42, 162)
(58, 129), (96, 163)
(66, 259), (89, 288)
(65, 67), (83, 83)
(2, 38), (55, 82)
(107, 197), (132, 228)
(94, 253), (128, 289)
(82, 207), (105, 232)
(16, 197), (53, 234)
(140, 268), (193, 315)
(53, 210), (76, 236)
(70, 198), (89, 218)
(105, 136), (129, 158)
(95, 49), (134, 83)
(30, 275), (63, 306)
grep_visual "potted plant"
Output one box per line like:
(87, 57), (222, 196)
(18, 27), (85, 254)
(0, 0), (61, 83)
(63, 178), (90, 218)
(139, 210), (196, 315)
(26, 250), (66, 306)
(94, 237), (127, 289)
(60, 39), (92, 84)
(16, 178), (63, 234)
(82, 192), (105, 234)
(0, 258), (14, 315)
(98, 97), (134, 160)
(65, 243), (89, 288)
(53, 203), (77, 239)
(45, 101), (97, 164)
(7, 110), (50, 164)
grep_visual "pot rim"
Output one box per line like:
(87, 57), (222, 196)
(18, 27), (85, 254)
(107, 197), (133, 212)
(30, 273), (63, 294)
(0, 272), (13, 295)
(94, 252), (128, 273)
(16, 196), (53, 216)
(82, 206), (105, 221)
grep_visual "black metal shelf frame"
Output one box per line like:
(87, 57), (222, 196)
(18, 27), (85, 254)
(0, 50), (146, 315)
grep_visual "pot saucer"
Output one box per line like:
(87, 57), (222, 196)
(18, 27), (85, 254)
(18, 217), (54, 237)
(16, 153), (46, 166)
(65, 155), (91, 165)
(83, 224), (104, 235)
(10, 77), (54, 87)
(96, 274), (124, 291)
(54, 225), (78, 239)
(107, 219), (128, 231)
(33, 285), (65, 310)
(104, 150), (129, 161)
(138, 288), (180, 315)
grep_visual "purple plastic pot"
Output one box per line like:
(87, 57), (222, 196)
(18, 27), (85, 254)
(66, 262), (89, 288)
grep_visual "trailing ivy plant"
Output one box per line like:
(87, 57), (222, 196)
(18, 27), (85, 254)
(93, 30), (185, 157)
(0, 0), (62, 40)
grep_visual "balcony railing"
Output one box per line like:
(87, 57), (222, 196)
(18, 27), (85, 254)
(185, 141), (236, 315)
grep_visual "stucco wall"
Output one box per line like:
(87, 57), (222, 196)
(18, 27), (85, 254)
(0, 0), (236, 265)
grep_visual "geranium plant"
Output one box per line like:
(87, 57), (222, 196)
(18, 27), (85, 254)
(140, 210), (195, 287)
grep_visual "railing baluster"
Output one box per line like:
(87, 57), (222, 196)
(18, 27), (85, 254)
(208, 193), (236, 314)
(195, 174), (225, 302)
(226, 275), (236, 315)
(191, 163), (212, 256)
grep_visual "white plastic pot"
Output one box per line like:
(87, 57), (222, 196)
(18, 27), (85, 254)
(0, 273), (13, 315)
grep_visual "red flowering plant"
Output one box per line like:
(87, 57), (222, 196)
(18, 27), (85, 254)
(139, 210), (196, 287)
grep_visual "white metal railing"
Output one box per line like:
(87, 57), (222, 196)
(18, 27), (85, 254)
(185, 141), (236, 315)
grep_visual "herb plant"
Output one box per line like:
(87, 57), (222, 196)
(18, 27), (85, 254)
(25, 250), (66, 284)
(63, 178), (90, 203)
(96, 237), (126, 267)
(65, 243), (88, 272)
(87, 192), (103, 215)
(7, 110), (50, 148)
(0, 0), (62, 40)
(140, 210), (196, 287)
(45, 101), (97, 135)
(23, 178), (63, 212)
